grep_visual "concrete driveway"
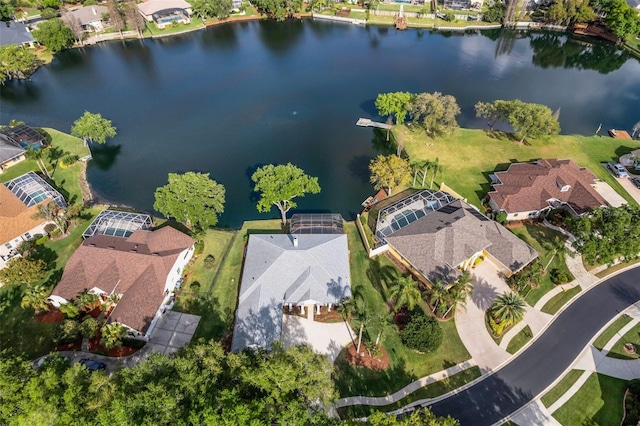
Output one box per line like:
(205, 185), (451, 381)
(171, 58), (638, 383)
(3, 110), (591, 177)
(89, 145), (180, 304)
(281, 314), (354, 364)
(618, 177), (640, 204)
(593, 180), (628, 207)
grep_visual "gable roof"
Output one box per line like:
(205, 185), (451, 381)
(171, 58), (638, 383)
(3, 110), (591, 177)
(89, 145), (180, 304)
(69, 6), (109, 25)
(51, 226), (193, 333)
(231, 233), (351, 352)
(488, 159), (607, 215)
(0, 185), (49, 245)
(0, 22), (34, 46)
(386, 200), (538, 283)
(137, 0), (192, 16)
(0, 134), (25, 165)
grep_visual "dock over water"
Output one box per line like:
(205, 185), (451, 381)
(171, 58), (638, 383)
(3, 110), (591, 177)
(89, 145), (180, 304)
(356, 118), (392, 130)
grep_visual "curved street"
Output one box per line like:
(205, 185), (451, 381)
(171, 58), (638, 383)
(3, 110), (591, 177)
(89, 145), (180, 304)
(428, 266), (640, 425)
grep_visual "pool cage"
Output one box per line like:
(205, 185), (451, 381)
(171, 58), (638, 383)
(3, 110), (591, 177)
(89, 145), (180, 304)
(290, 213), (344, 235)
(83, 210), (153, 239)
(0, 125), (46, 147)
(375, 190), (457, 245)
(4, 172), (67, 209)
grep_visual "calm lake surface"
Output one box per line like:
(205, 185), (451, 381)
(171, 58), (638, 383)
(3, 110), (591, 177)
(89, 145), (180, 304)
(1, 20), (639, 227)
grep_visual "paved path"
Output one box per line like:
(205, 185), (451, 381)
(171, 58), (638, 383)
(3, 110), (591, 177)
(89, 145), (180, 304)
(423, 266), (640, 425)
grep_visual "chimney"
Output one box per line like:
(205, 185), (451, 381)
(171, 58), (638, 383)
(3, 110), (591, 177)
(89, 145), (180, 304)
(293, 236), (298, 247)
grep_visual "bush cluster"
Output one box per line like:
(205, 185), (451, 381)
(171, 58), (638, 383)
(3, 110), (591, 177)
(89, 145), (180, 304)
(399, 312), (442, 353)
(488, 313), (510, 336)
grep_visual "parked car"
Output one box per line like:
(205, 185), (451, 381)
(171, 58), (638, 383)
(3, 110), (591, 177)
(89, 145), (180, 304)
(607, 162), (629, 178)
(631, 178), (640, 189)
(79, 358), (107, 372)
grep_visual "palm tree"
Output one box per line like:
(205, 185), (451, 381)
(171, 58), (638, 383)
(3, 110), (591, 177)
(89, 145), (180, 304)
(443, 271), (474, 318)
(24, 146), (50, 179)
(21, 285), (51, 314)
(100, 293), (120, 312)
(411, 160), (431, 188)
(100, 322), (127, 350)
(75, 290), (100, 312)
(388, 276), (422, 312)
(32, 202), (71, 235)
(428, 280), (448, 313)
(490, 292), (527, 325)
(337, 297), (357, 320)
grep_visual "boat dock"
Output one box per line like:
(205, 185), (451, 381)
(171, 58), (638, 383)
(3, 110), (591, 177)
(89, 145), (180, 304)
(356, 118), (392, 130)
(609, 129), (632, 140)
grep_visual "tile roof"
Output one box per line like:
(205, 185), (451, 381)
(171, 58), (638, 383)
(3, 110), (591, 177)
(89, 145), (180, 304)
(231, 234), (351, 352)
(0, 185), (48, 245)
(51, 226), (193, 333)
(385, 200), (538, 283)
(488, 159), (607, 215)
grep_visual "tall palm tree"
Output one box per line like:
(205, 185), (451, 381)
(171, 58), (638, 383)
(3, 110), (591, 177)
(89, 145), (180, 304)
(388, 276), (422, 312)
(490, 292), (527, 325)
(337, 297), (356, 320)
(428, 280), (449, 313)
(443, 271), (474, 318)
(21, 285), (51, 314)
(24, 146), (50, 179)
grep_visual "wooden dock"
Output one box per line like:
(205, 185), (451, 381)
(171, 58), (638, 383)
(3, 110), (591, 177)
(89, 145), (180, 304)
(609, 129), (632, 140)
(356, 118), (392, 130)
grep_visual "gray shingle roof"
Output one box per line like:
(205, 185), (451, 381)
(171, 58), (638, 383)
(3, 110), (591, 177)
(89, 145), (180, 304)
(386, 200), (538, 283)
(0, 22), (34, 46)
(69, 6), (108, 25)
(0, 134), (25, 165)
(231, 234), (351, 352)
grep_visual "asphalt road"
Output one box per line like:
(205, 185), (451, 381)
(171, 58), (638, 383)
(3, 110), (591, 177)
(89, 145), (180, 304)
(428, 267), (640, 426)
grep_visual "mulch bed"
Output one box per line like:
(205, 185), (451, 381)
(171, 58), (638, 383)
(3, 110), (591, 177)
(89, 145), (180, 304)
(314, 309), (344, 323)
(57, 337), (82, 351)
(344, 343), (390, 371)
(36, 308), (64, 324)
(88, 332), (143, 357)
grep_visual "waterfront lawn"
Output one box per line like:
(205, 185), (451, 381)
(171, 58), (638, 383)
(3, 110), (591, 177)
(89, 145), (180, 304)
(541, 286), (581, 315)
(143, 20), (204, 37)
(593, 314), (633, 351)
(397, 127), (640, 209)
(336, 366), (481, 418)
(333, 223), (471, 398)
(552, 373), (626, 425)
(0, 207), (102, 359)
(605, 322), (640, 360)
(509, 225), (572, 306)
(180, 219), (282, 342)
(506, 325), (532, 354)
(541, 369), (586, 408)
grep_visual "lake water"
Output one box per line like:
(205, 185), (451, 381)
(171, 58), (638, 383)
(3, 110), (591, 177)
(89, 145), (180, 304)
(1, 20), (639, 227)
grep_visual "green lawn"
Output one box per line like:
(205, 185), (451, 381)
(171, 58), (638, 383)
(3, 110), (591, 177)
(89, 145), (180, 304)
(333, 223), (471, 398)
(398, 127), (640, 210)
(552, 373), (627, 425)
(541, 369), (585, 408)
(509, 226), (572, 306)
(605, 322), (640, 360)
(506, 325), (532, 355)
(593, 314), (633, 351)
(143, 20), (204, 37)
(336, 366), (481, 418)
(596, 259), (640, 279)
(176, 219), (282, 342)
(541, 286), (581, 315)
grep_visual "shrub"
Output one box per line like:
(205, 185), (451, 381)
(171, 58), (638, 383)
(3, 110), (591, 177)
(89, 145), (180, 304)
(59, 302), (80, 319)
(194, 240), (205, 255)
(551, 268), (570, 285)
(44, 223), (57, 235)
(35, 235), (49, 245)
(204, 254), (216, 269)
(443, 11), (455, 21)
(51, 228), (61, 237)
(53, 319), (80, 345)
(40, 7), (57, 18)
(474, 256), (484, 266)
(399, 313), (442, 353)
(488, 313), (510, 336)
(495, 211), (508, 225)
(79, 317), (99, 339)
(190, 281), (201, 293)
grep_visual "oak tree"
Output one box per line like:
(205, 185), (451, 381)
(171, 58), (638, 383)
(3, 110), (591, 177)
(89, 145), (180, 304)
(32, 19), (75, 52)
(71, 111), (117, 145)
(369, 154), (410, 195)
(375, 92), (414, 124)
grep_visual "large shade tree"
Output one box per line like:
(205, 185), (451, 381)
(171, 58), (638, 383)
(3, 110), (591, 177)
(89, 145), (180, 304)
(0, 257), (46, 286)
(0, 46), (41, 84)
(31, 19), (75, 52)
(375, 92), (414, 124)
(369, 154), (411, 195)
(251, 163), (321, 225)
(408, 91), (461, 137)
(154, 172), (226, 232)
(71, 112), (117, 145)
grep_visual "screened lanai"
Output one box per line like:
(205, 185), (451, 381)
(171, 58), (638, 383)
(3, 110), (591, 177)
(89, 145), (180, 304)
(4, 172), (67, 209)
(375, 190), (457, 244)
(290, 213), (344, 235)
(83, 210), (152, 239)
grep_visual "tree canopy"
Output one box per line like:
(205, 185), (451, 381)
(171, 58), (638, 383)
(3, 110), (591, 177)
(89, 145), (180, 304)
(475, 99), (560, 143)
(0, 46), (41, 84)
(154, 172), (226, 231)
(369, 154), (410, 195)
(252, 0), (302, 20)
(70, 111), (117, 144)
(375, 92), (414, 124)
(408, 92), (461, 137)
(191, 0), (234, 19)
(547, 0), (594, 24)
(32, 19), (75, 53)
(597, 0), (640, 39)
(0, 257), (46, 286)
(252, 163), (321, 225)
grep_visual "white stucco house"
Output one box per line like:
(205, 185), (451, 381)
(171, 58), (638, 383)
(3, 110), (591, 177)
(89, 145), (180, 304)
(137, 0), (192, 29)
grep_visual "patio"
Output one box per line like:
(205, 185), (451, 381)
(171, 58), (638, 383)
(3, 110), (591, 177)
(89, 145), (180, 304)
(147, 310), (201, 355)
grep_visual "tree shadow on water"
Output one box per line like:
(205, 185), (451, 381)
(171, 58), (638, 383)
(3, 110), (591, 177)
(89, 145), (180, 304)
(90, 144), (121, 171)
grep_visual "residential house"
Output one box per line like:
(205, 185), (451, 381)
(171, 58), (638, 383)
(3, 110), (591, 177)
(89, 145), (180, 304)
(375, 190), (538, 283)
(0, 172), (66, 268)
(0, 125), (47, 173)
(68, 6), (109, 32)
(231, 214), (351, 352)
(487, 159), (608, 221)
(137, 0), (192, 29)
(0, 21), (36, 48)
(232, 0), (242, 11)
(49, 226), (194, 339)
(0, 134), (26, 173)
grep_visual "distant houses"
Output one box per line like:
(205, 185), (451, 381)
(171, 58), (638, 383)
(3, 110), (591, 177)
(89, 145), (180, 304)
(231, 214), (351, 352)
(68, 6), (110, 32)
(0, 172), (66, 269)
(50, 211), (194, 340)
(487, 159), (608, 221)
(137, 0), (192, 29)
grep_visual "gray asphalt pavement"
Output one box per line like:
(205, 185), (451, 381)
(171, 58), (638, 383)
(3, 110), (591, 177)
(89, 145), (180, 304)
(428, 267), (640, 425)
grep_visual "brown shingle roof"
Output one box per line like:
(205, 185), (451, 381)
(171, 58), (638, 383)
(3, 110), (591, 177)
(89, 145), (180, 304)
(488, 159), (607, 215)
(52, 226), (193, 333)
(0, 185), (49, 244)
(386, 200), (538, 283)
